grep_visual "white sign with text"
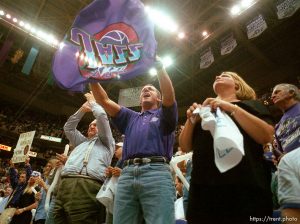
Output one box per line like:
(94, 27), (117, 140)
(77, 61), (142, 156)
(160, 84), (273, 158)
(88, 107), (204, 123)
(12, 131), (36, 163)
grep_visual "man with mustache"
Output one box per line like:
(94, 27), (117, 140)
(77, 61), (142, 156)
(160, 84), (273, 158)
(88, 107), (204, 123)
(271, 83), (300, 223)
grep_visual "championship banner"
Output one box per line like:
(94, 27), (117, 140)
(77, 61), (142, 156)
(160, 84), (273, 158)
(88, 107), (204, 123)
(0, 39), (13, 66)
(200, 47), (214, 69)
(12, 131), (35, 163)
(118, 86), (143, 107)
(52, 0), (157, 91)
(276, 0), (300, 19)
(220, 33), (237, 56)
(246, 14), (268, 39)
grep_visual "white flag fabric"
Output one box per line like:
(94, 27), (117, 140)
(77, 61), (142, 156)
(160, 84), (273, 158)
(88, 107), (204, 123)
(246, 14), (268, 39)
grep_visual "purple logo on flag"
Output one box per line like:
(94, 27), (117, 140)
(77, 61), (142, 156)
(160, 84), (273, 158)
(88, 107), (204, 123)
(52, 0), (157, 91)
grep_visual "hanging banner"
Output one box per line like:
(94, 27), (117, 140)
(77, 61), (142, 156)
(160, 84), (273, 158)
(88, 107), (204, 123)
(200, 47), (214, 69)
(220, 34), (237, 55)
(246, 14), (268, 39)
(22, 47), (39, 75)
(0, 40), (13, 66)
(12, 131), (36, 163)
(276, 0), (300, 19)
(118, 86), (143, 107)
(52, 0), (157, 92)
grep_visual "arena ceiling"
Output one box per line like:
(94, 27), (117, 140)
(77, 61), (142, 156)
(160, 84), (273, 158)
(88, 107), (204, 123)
(0, 0), (299, 120)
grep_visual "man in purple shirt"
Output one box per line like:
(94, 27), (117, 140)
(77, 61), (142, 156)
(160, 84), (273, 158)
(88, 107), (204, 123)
(272, 83), (300, 153)
(90, 61), (177, 224)
(271, 83), (300, 222)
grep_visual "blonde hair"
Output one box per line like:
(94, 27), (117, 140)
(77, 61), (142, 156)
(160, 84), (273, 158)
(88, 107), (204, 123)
(224, 71), (256, 100)
(43, 159), (58, 178)
(23, 180), (37, 194)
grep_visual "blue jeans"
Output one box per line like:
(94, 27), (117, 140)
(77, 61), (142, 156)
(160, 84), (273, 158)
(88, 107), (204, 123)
(183, 159), (192, 216)
(113, 163), (176, 224)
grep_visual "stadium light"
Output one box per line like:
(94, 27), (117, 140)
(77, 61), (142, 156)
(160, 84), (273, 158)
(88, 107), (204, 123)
(231, 5), (241, 16)
(241, 0), (254, 8)
(230, 0), (257, 16)
(149, 68), (158, 76)
(24, 23), (31, 30)
(0, 7), (60, 48)
(37, 30), (47, 39)
(177, 32), (185, 39)
(162, 56), (173, 67)
(145, 6), (178, 33)
(30, 27), (37, 34)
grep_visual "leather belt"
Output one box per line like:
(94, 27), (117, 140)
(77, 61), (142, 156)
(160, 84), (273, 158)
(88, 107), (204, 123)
(61, 174), (103, 185)
(123, 156), (169, 167)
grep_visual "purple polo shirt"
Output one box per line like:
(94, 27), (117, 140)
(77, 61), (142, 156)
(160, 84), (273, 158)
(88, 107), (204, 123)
(112, 102), (178, 161)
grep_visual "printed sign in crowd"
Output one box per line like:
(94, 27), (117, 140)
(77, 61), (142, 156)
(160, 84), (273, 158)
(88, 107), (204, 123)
(12, 131), (36, 163)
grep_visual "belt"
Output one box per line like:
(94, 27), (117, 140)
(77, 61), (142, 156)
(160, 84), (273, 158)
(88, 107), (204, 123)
(61, 174), (103, 185)
(123, 156), (169, 167)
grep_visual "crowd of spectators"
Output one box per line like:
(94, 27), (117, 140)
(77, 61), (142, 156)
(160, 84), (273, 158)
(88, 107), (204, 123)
(0, 159), (11, 195)
(0, 104), (124, 152)
(0, 106), (65, 139)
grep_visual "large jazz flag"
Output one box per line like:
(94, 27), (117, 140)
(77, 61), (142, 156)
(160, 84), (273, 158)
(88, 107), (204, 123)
(52, 0), (157, 91)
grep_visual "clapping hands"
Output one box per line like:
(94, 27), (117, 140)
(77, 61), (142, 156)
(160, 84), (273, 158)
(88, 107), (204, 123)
(105, 166), (122, 177)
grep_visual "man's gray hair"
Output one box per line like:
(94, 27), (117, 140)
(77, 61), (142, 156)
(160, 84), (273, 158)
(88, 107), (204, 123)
(274, 83), (300, 101)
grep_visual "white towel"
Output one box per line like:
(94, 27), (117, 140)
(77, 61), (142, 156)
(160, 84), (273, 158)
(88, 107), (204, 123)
(213, 108), (244, 172)
(195, 107), (244, 172)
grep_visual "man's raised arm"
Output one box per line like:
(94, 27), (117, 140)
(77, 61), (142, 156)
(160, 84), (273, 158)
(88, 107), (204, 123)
(89, 83), (121, 117)
(156, 63), (175, 107)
